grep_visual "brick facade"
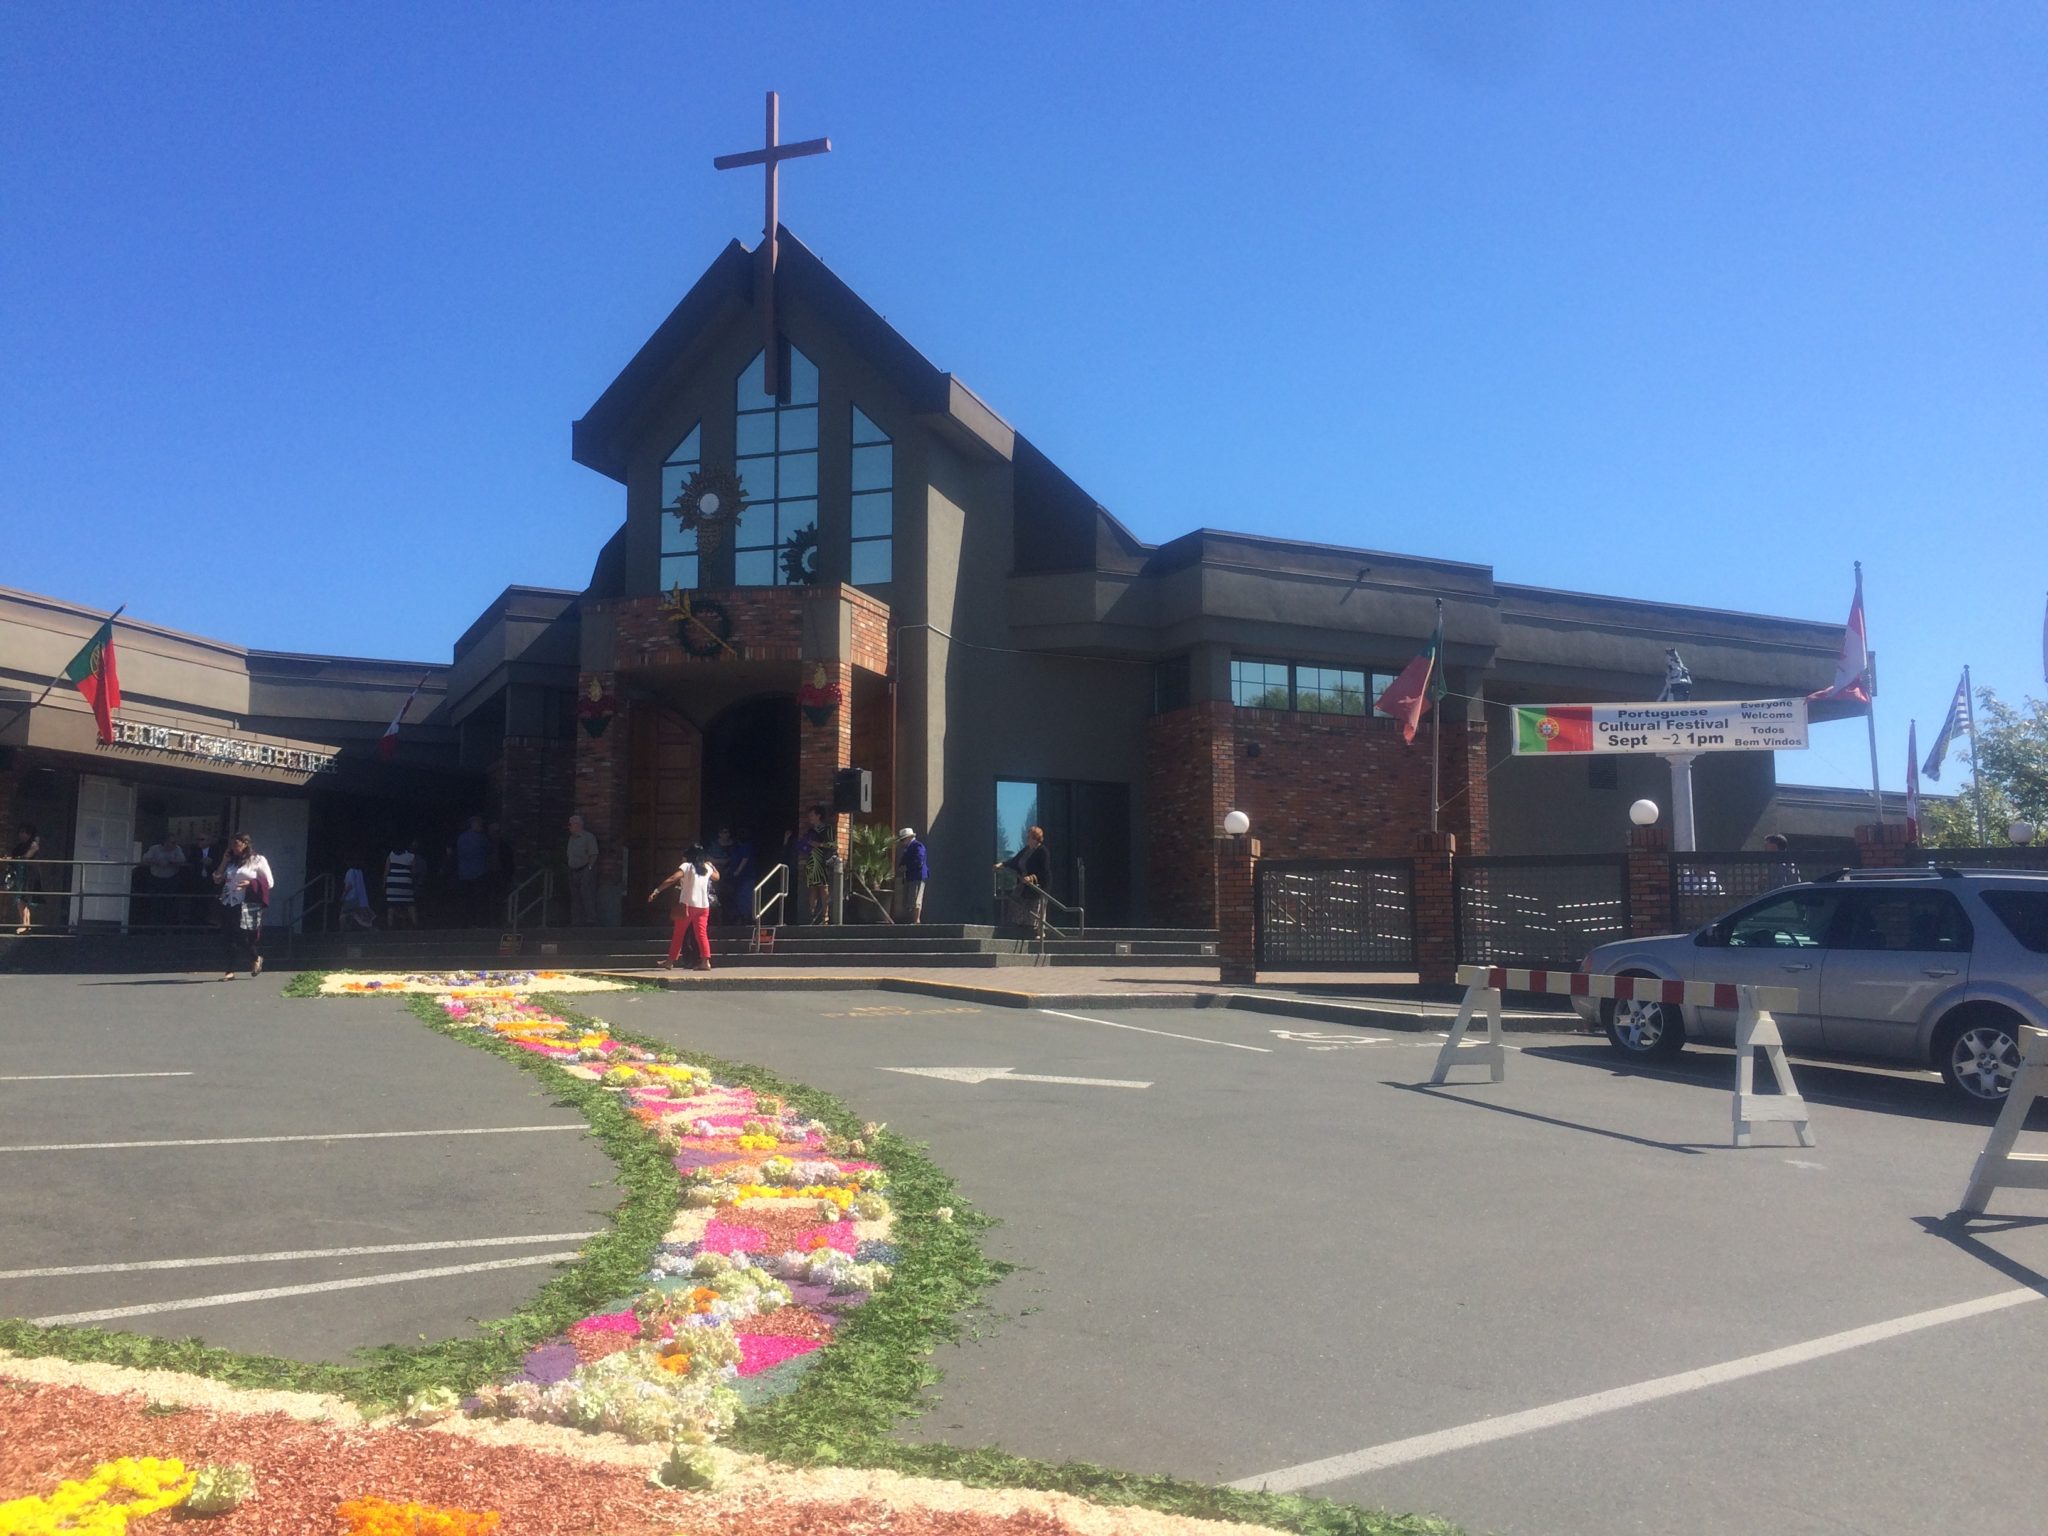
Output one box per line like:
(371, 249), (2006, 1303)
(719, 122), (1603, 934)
(797, 659), (855, 857)
(1216, 835), (1259, 983)
(492, 736), (576, 886)
(1145, 700), (1490, 928)
(1625, 824), (1674, 937)
(1409, 833), (1458, 984)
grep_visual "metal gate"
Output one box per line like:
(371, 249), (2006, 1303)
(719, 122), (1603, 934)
(1255, 858), (1415, 969)
(1455, 853), (1629, 969)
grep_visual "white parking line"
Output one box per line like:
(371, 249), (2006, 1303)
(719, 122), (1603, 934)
(0, 1072), (195, 1082)
(1227, 1286), (2042, 1492)
(0, 1125), (584, 1153)
(1036, 1009), (1272, 1052)
(30, 1251), (586, 1326)
(0, 1232), (601, 1281)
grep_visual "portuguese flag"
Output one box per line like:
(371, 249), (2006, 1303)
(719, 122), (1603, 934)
(1376, 604), (1448, 745)
(63, 617), (122, 745)
(1514, 704), (1595, 754)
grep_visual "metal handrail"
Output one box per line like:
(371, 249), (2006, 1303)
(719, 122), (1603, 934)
(3, 857), (297, 935)
(753, 862), (788, 944)
(992, 868), (1085, 954)
(507, 869), (555, 934)
(278, 872), (334, 935)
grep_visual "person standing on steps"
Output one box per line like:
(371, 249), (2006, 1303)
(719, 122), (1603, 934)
(211, 832), (273, 980)
(565, 814), (600, 926)
(7, 824), (42, 935)
(453, 815), (492, 928)
(997, 824), (1051, 937)
(139, 830), (187, 927)
(648, 844), (719, 971)
(795, 803), (837, 924)
(384, 840), (420, 928)
(896, 828), (929, 923)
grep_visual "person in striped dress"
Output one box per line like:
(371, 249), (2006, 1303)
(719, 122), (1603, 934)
(384, 840), (420, 928)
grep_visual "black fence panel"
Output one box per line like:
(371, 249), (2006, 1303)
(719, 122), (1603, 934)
(1256, 858), (1415, 969)
(1669, 851), (1845, 931)
(1455, 853), (1629, 969)
(1923, 847), (2048, 872)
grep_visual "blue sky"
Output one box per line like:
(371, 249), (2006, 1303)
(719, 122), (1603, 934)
(4, 2), (2043, 793)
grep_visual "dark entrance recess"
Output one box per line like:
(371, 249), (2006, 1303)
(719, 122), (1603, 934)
(701, 692), (799, 864)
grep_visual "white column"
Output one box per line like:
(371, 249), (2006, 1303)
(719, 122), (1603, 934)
(1667, 753), (1699, 853)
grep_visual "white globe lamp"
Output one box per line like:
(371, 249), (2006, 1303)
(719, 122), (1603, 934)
(2010, 821), (2036, 847)
(1629, 799), (1660, 828)
(1223, 810), (1251, 837)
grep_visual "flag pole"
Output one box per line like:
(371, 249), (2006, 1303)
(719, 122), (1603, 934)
(1430, 689), (1442, 835)
(1856, 562), (1883, 825)
(1963, 662), (1986, 845)
(0, 604), (126, 733)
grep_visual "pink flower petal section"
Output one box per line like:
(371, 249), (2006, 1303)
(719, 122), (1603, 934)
(570, 1310), (640, 1334)
(736, 1333), (821, 1376)
(803, 1222), (858, 1254)
(700, 1219), (769, 1253)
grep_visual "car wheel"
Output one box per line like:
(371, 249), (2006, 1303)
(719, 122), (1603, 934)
(1937, 1010), (2024, 1106)
(1604, 980), (1685, 1061)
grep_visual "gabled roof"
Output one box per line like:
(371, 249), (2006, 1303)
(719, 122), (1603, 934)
(573, 228), (1017, 482)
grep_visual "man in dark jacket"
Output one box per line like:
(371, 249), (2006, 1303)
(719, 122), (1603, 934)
(896, 828), (929, 923)
(996, 824), (1051, 935)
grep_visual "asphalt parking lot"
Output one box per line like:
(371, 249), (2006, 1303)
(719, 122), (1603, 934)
(610, 986), (2048, 1536)
(6, 974), (2047, 1535)
(0, 973), (616, 1362)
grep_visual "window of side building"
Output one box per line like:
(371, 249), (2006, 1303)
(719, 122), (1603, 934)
(734, 346), (820, 587)
(1230, 657), (1397, 716)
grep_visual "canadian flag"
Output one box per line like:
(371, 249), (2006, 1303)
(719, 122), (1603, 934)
(378, 674), (432, 762)
(1809, 563), (1873, 706)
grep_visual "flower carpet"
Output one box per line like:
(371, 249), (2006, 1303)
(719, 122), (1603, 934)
(1, 970), (1452, 1536)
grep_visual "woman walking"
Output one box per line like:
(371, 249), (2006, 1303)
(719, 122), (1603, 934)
(996, 824), (1052, 937)
(648, 844), (718, 972)
(384, 841), (419, 928)
(7, 823), (42, 935)
(211, 832), (273, 980)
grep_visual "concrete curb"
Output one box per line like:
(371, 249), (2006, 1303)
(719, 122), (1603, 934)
(598, 972), (1584, 1034)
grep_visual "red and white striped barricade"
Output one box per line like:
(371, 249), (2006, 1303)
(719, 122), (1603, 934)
(1960, 1024), (2048, 1216)
(1432, 965), (1814, 1148)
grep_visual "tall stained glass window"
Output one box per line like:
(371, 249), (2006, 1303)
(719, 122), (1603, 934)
(659, 423), (702, 591)
(734, 346), (820, 586)
(850, 406), (893, 586)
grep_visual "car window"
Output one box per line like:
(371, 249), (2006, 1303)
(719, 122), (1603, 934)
(1724, 890), (1840, 949)
(1836, 890), (1973, 953)
(1981, 890), (2048, 955)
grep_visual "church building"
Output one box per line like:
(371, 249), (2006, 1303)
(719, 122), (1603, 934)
(2, 225), (1851, 931)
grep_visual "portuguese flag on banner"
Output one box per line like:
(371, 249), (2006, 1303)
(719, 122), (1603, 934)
(1513, 704), (1594, 754)
(63, 617), (122, 745)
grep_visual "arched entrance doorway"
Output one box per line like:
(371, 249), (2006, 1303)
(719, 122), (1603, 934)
(701, 693), (799, 878)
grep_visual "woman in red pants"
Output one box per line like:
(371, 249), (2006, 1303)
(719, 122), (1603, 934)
(647, 844), (719, 971)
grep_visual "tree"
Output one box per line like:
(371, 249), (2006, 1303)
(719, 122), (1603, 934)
(1919, 690), (2048, 847)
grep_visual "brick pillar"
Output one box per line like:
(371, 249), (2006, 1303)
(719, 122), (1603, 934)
(1411, 830), (1458, 984)
(572, 671), (630, 919)
(1627, 823), (1674, 936)
(1855, 822), (1914, 868)
(1217, 835), (1259, 984)
(798, 660), (855, 857)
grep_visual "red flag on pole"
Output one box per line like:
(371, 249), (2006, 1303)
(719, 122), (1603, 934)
(1809, 564), (1873, 706)
(62, 618), (122, 745)
(378, 674), (431, 762)
(1375, 606), (1446, 746)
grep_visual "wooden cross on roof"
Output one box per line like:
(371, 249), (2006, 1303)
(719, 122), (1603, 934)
(714, 91), (831, 397)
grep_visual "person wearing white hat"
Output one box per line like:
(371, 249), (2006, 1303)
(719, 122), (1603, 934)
(895, 827), (929, 923)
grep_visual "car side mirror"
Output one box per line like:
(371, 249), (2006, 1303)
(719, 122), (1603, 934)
(1696, 923), (1727, 948)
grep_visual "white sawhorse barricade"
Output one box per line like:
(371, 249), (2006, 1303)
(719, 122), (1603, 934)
(1959, 1024), (2048, 1216)
(1430, 965), (1815, 1148)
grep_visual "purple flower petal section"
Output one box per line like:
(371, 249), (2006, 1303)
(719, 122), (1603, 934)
(518, 1343), (581, 1385)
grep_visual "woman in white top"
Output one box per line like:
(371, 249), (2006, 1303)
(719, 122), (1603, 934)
(648, 843), (719, 971)
(211, 832), (274, 980)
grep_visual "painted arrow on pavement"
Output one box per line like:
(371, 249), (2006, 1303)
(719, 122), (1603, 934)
(881, 1067), (1151, 1089)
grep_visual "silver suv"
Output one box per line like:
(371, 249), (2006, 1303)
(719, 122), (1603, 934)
(1574, 868), (2048, 1104)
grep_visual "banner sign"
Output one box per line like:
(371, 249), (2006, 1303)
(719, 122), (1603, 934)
(107, 717), (337, 775)
(1512, 699), (1809, 756)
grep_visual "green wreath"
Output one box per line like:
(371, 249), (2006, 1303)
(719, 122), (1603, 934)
(779, 523), (821, 587)
(667, 592), (733, 658)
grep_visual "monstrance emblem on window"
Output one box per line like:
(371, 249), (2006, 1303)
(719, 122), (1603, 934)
(670, 467), (748, 552)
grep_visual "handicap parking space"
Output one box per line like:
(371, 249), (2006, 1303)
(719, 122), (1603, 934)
(0, 973), (617, 1361)
(612, 986), (2048, 1536)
